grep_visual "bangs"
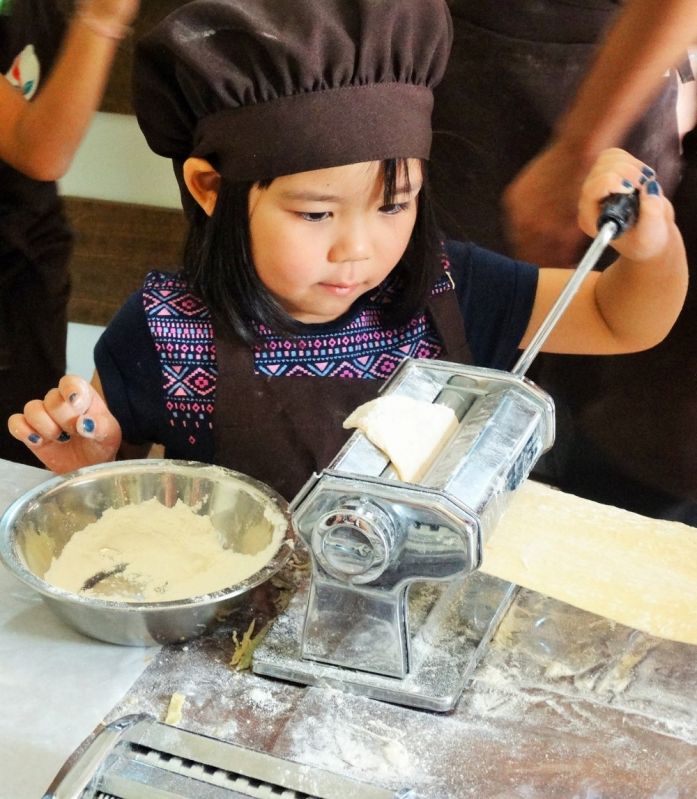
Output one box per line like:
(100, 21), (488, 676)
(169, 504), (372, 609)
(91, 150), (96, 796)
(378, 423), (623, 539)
(381, 158), (413, 205)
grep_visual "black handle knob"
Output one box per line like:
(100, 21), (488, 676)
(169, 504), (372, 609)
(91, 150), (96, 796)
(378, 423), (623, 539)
(597, 189), (640, 238)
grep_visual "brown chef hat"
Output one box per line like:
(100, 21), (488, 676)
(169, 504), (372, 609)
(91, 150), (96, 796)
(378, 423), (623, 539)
(133, 0), (452, 205)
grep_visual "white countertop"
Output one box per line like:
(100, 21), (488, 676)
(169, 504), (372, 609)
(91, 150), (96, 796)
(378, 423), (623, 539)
(0, 459), (156, 799)
(1, 458), (696, 798)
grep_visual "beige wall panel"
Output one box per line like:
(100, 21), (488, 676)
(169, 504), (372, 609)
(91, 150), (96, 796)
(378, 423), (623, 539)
(64, 197), (186, 325)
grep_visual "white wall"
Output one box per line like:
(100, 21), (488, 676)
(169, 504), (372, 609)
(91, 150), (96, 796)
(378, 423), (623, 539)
(60, 112), (180, 378)
(58, 111), (180, 208)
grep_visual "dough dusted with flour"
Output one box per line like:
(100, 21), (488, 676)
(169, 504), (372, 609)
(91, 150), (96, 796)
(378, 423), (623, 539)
(43, 497), (286, 602)
(343, 395), (458, 482)
(483, 481), (697, 646)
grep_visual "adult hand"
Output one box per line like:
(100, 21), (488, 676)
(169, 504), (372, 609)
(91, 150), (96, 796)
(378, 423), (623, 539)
(502, 140), (592, 268)
(7, 375), (122, 474)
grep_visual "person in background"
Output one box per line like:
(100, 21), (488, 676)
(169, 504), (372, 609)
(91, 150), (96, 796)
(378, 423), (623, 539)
(0, 0), (139, 466)
(431, 0), (697, 523)
(6, 0), (688, 503)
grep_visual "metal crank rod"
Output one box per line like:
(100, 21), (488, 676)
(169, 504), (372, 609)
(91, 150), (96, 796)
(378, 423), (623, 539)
(511, 188), (640, 378)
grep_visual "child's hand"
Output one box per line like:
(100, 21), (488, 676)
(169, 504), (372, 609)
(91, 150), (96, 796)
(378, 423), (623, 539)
(7, 375), (122, 474)
(577, 148), (674, 263)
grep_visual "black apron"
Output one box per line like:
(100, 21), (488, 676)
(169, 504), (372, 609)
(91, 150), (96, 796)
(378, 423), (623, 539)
(431, 0), (681, 250)
(0, 1), (73, 464)
(430, 0), (692, 523)
(212, 288), (473, 501)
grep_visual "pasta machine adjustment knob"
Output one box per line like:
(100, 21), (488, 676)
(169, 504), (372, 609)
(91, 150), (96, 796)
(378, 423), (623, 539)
(313, 500), (399, 584)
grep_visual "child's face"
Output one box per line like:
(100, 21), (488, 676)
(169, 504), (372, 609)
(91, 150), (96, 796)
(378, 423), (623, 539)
(248, 159), (421, 324)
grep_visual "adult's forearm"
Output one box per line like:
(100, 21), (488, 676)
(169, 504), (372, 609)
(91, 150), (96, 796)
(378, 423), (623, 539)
(11, 16), (125, 180)
(554, 0), (697, 163)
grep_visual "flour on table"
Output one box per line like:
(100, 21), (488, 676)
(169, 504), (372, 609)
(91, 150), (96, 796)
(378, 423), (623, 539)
(43, 497), (285, 602)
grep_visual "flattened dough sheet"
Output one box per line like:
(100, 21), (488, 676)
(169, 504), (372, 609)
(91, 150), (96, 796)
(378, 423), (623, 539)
(483, 480), (697, 646)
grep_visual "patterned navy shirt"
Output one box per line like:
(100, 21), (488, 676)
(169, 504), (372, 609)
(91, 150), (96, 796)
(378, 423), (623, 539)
(96, 240), (538, 460)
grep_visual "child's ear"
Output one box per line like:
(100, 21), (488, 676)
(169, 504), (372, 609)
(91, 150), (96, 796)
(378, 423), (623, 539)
(183, 157), (221, 216)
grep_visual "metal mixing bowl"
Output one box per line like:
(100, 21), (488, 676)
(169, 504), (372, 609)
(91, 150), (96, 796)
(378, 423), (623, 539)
(0, 460), (294, 646)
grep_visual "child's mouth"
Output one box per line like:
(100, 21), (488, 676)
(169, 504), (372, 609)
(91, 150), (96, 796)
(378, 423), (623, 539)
(319, 282), (360, 297)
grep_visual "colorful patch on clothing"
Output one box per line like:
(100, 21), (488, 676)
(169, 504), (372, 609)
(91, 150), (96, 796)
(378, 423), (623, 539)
(143, 273), (217, 445)
(6, 44), (40, 99)
(251, 296), (444, 380)
(251, 260), (451, 378)
(144, 257), (453, 434)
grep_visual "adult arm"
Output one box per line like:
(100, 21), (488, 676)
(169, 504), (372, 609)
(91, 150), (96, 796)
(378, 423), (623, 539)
(503, 0), (697, 267)
(0, 0), (139, 180)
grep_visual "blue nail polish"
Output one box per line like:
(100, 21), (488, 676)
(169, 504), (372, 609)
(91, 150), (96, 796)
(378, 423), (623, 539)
(57, 431), (71, 442)
(641, 165), (655, 179)
(647, 180), (661, 196)
(82, 417), (95, 434)
(28, 433), (40, 444)
(621, 179), (633, 189)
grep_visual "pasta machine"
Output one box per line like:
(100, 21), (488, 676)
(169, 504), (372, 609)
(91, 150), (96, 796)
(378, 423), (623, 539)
(253, 191), (641, 711)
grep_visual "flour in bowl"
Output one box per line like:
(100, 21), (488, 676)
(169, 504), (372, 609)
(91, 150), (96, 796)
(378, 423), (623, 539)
(43, 497), (287, 602)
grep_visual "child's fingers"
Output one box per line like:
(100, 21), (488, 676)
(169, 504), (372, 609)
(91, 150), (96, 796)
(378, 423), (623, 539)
(20, 397), (71, 444)
(59, 378), (122, 446)
(581, 172), (671, 261)
(57, 375), (94, 415)
(42, 375), (108, 438)
(7, 413), (44, 447)
(616, 179), (672, 259)
(42, 387), (80, 435)
(7, 372), (122, 474)
(588, 148), (653, 182)
(582, 170), (640, 204)
(582, 147), (655, 205)
(578, 161), (656, 239)
(9, 374), (109, 449)
(9, 401), (122, 475)
(74, 409), (121, 446)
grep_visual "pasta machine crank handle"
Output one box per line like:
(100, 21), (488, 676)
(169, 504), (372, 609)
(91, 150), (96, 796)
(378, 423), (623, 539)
(511, 189), (640, 378)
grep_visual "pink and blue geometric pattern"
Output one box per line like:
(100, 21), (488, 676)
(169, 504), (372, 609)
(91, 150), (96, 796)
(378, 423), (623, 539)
(143, 262), (453, 436)
(143, 273), (217, 445)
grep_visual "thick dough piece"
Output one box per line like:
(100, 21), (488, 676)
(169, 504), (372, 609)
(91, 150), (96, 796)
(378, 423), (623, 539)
(483, 481), (697, 646)
(343, 395), (458, 483)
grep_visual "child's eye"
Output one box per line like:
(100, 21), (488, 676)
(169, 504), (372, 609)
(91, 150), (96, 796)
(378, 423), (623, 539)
(379, 202), (410, 215)
(298, 211), (331, 222)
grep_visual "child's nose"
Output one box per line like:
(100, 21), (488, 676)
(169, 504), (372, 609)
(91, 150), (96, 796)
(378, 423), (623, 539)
(328, 223), (371, 263)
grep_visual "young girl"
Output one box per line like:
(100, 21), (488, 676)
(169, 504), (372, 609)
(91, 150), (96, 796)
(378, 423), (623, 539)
(7, 0), (687, 500)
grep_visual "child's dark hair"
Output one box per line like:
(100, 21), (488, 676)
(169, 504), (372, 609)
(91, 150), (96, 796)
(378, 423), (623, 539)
(182, 158), (442, 344)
